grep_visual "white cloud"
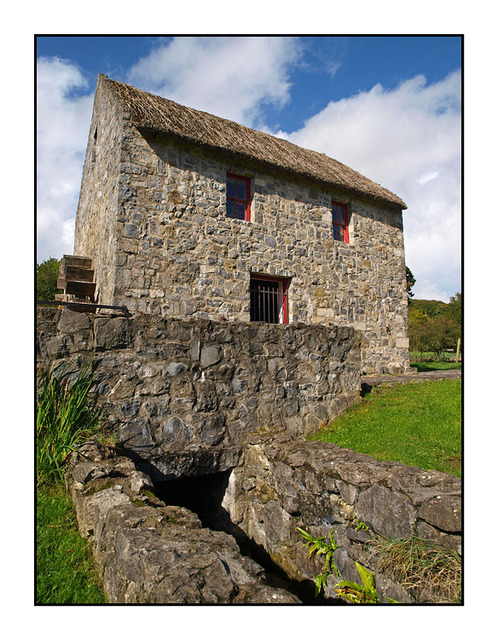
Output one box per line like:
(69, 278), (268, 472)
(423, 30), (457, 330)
(127, 36), (302, 127)
(283, 71), (461, 302)
(37, 57), (94, 261)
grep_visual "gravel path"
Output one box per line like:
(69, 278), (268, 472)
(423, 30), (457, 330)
(361, 368), (461, 390)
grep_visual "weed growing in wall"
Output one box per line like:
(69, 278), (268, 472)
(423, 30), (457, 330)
(298, 527), (339, 596)
(298, 527), (387, 602)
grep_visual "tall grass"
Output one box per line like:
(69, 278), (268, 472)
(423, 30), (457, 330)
(371, 535), (461, 603)
(36, 363), (107, 603)
(36, 363), (102, 485)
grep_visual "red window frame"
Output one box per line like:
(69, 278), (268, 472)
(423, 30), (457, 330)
(331, 201), (349, 243)
(227, 173), (251, 221)
(250, 274), (288, 325)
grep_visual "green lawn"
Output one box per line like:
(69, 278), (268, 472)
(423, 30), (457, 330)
(36, 484), (107, 604)
(410, 361), (461, 372)
(308, 379), (461, 477)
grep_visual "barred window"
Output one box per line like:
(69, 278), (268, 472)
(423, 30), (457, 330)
(250, 275), (288, 324)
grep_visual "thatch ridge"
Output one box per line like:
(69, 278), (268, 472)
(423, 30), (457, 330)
(101, 75), (406, 210)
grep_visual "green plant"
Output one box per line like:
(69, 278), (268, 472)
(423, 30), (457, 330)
(334, 562), (381, 603)
(36, 363), (103, 485)
(298, 527), (391, 603)
(297, 527), (338, 596)
(36, 257), (62, 301)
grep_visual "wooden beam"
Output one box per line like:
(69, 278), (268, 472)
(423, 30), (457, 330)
(64, 280), (96, 299)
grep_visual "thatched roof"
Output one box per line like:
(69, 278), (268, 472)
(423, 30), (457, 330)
(101, 75), (406, 210)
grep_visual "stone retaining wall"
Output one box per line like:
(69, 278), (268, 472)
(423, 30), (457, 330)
(66, 441), (300, 603)
(37, 307), (361, 478)
(66, 434), (461, 604)
(222, 433), (461, 603)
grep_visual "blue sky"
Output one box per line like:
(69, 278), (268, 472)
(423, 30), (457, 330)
(36, 35), (462, 301)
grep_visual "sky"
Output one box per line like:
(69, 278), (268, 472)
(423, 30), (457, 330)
(36, 35), (462, 302)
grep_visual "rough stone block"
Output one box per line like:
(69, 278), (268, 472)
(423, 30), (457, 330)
(356, 485), (417, 539)
(200, 344), (222, 368)
(94, 317), (132, 350)
(418, 495), (461, 533)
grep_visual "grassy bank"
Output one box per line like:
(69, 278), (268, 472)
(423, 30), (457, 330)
(308, 379), (461, 477)
(36, 484), (106, 604)
(36, 364), (107, 604)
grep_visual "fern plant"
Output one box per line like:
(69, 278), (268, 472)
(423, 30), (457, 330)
(334, 562), (381, 603)
(297, 527), (339, 596)
(298, 527), (397, 603)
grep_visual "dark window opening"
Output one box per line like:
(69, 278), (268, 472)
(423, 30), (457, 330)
(227, 174), (251, 221)
(91, 127), (98, 163)
(250, 275), (288, 324)
(332, 201), (349, 243)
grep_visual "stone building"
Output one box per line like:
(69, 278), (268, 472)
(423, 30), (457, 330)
(74, 74), (410, 373)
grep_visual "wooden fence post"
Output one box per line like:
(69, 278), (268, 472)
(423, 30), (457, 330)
(455, 338), (461, 363)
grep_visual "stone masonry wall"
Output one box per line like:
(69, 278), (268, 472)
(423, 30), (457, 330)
(222, 433), (461, 603)
(74, 80), (124, 304)
(73, 81), (409, 373)
(37, 307), (361, 480)
(65, 442), (300, 603)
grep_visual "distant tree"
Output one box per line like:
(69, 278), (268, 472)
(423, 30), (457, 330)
(447, 292), (462, 324)
(406, 266), (416, 300)
(37, 257), (61, 301)
(407, 306), (429, 352)
(408, 290), (462, 356)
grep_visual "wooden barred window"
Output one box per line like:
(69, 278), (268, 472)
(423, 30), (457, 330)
(332, 201), (349, 243)
(227, 174), (251, 221)
(250, 275), (288, 324)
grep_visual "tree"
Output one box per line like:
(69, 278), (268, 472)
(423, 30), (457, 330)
(408, 290), (462, 357)
(37, 257), (61, 301)
(406, 266), (416, 300)
(447, 292), (461, 324)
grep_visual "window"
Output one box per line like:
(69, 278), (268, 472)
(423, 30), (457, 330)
(227, 174), (251, 221)
(332, 201), (349, 243)
(250, 275), (288, 324)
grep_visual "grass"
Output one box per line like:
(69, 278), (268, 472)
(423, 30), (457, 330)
(36, 484), (107, 604)
(411, 361), (461, 372)
(371, 535), (461, 603)
(37, 363), (102, 485)
(36, 364), (107, 604)
(409, 351), (461, 364)
(308, 379), (461, 477)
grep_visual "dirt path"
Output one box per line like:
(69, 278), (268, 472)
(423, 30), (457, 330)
(361, 368), (461, 390)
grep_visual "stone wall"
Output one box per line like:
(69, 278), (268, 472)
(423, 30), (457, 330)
(73, 79), (124, 304)
(37, 307), (361, 479)
(66, 441), (300, 603)
(73, 79), (409, 373)
(222, 433), (461, 603)
(64, 428), (461, 604)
